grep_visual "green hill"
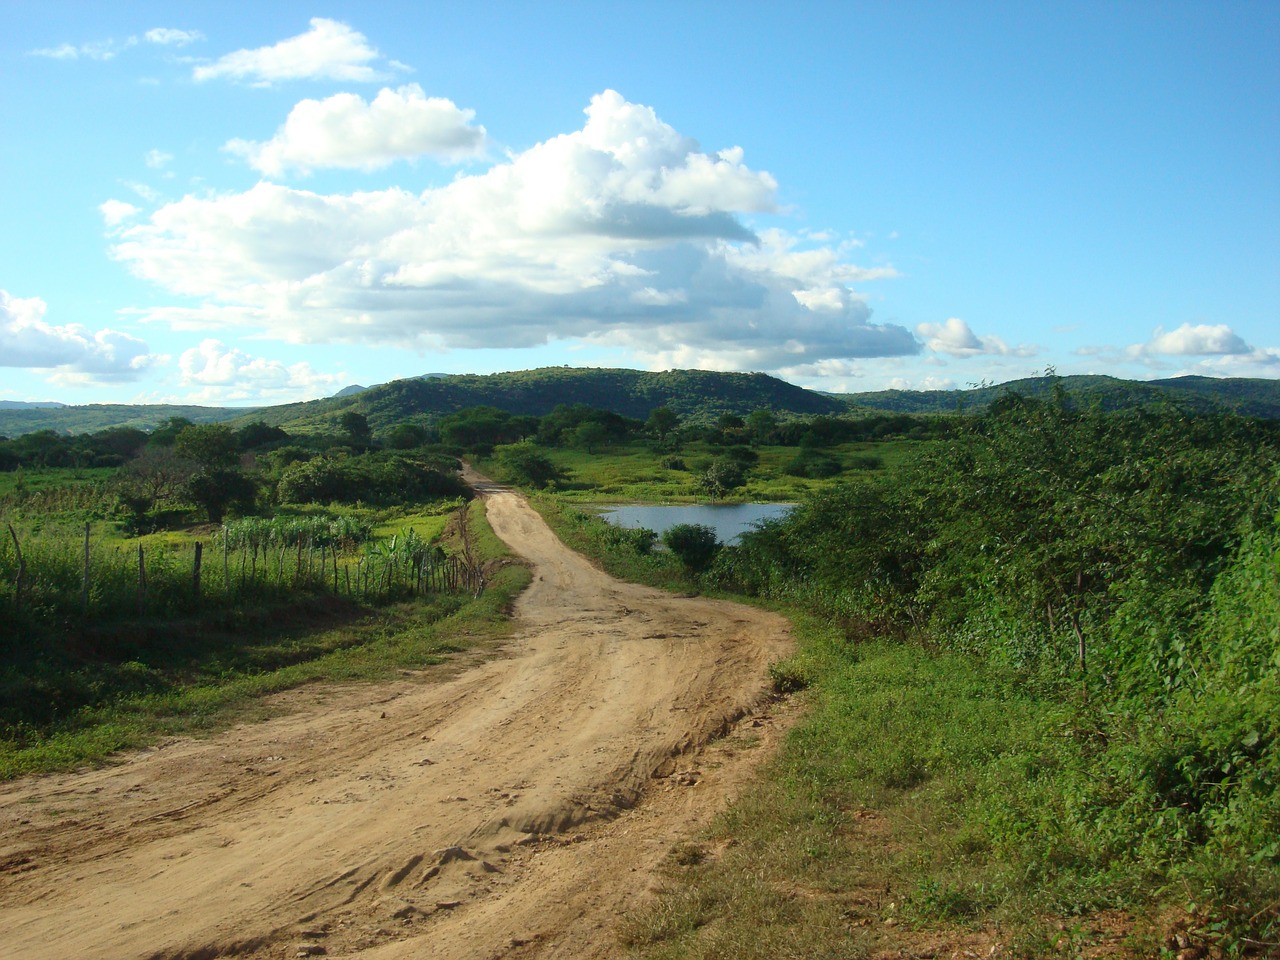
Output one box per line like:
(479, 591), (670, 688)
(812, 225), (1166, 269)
(838, 374), (1280, 419)
(0, 403), (247, 440)
(231, 367), (849, 435)
(3, 368), (1278, 439)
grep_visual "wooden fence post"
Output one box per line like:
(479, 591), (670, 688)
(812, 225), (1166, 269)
(7, 524), (25, 613)
(81, 522), (91, 616)
(137, 544), (147, 614)
(193, 541), (203, 600)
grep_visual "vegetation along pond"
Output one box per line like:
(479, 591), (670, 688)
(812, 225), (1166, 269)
(594, 502), (794, 544)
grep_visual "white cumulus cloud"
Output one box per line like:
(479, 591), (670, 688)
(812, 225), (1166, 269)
(224, 84), (487, 175)
(193, 18), (392, 85)
(1, 289), (157, 384)
(112, 91), (916, 371)
(1143, 322), (1252, 356)
(176, 339), (348, 403)
(916, 317), (1036, 358)
(100, 199), (140, 227)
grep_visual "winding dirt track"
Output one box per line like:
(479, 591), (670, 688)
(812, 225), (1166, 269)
(0, 476), (793, 959)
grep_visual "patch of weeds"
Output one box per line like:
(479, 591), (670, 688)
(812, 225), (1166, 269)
(669, 842), (710, 867)
(767, 657), (811, 694)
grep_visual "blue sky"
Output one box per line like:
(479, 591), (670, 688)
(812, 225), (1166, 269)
(3, 1), (1277, 406)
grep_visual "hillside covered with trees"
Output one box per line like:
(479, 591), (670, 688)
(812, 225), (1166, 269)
(5, 368), (1279, 441)
(841, 372), (1280, 418)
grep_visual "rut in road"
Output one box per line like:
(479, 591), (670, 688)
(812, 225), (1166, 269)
(0, 476), (793, 960)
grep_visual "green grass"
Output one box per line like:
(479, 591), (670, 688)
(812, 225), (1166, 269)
(0, 499), (530, 779)
(529, 492), (691, 592)
(488, 439), (912, 505)
(528, 492), (1175, 957)
(621, 620), (1153, 958)
(0, 466), (116, 499)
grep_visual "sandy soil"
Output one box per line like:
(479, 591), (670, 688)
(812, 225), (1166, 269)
(0, 475), (794, 960)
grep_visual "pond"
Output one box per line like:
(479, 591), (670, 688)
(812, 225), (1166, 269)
(594, 502), (795, 545)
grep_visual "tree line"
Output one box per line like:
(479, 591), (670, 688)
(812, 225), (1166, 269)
(702, 387), (1279, 926)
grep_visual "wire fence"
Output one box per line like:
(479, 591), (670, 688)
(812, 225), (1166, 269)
(1, 512), (483, 634)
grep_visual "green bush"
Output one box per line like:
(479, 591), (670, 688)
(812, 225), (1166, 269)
(492, 442), (563, 489)
(277, 454), (466, 506)
(662, 523), (721, 572)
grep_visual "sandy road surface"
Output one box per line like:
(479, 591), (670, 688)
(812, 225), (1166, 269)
(0, 477), (793, 959)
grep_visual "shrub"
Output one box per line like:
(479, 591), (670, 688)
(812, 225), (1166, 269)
(697, 459), (747, 499)
(662, 523), (721, 572)
(492, 442), (563, 489)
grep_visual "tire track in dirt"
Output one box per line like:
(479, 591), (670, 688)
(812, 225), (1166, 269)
(0, 476), (794, 959)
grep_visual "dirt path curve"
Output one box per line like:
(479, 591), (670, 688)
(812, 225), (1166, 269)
(0, 475), (794, 959)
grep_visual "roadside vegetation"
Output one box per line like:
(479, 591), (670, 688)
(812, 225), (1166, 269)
(3, 379), (1277, 954)
(516, 387), (1279, 957)
(0, 414), (528, 779)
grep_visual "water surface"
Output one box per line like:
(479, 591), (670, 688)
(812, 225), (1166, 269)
(594, 502), (795, 544)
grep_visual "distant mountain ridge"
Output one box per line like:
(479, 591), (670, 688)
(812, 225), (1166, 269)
(0, 403), (246, 439)
(2, 369), (1278, 438)
(839, 373), (1280, 419)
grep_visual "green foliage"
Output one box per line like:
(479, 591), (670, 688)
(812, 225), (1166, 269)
(571, 420), (609, 452)
(713, 390), (1280, 937)
(438, 406), (527, 453)
(171, 424), (251, 523)
(662, 523), (721, 572)
(842, 372), (1280, 419)
(339, 411), (373, 451)
(646, 405), (680, 441)
(276, 453), (466, 506)
(186, 467), (256, 525)
(491, 441), (564, 489)
(0, 502), (529, 780)
(383, 421), (431, 450)
(697, 459), (747, 499)
(783, 450), (843, 478)
(536, 403), (637, 447)
(235, 420), (289, 451)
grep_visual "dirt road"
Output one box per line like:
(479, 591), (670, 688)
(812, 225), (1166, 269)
(0, 478), (793, 959)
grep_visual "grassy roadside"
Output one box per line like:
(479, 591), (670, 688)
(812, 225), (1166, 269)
(621, 621), (1152, 959)
(0, 499), (531, 780)
(525, 492), (1182, 958)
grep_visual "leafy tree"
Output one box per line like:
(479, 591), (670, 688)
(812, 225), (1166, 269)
(75, 426), (147, 466)
(783, 450), (842, 478)
(113, 446), (197, 531)
(277, 453), (466, 506)
(277, 457), (349, 504)
(235, 420), (289, 451)
(186, 468), (257, 525)
(708, 413), (747, 445)
(340, 411), (373, 452)
(439, 406), (523, 453)
(173, 424), (254, 524)
(147, 416), (194, 447)
(384, 422), (430, 450)
(3, 429), (73, 468)
(646, 406), (680, 442)
(663, 523), (721, 572)
(572, 421), (609, 453)
(174, 424), (239, 471)
(746, 408), (778, 446)
(537, 404), (637, 447)
(697, 458), (747, 499)
(493, 442), (563, 488)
